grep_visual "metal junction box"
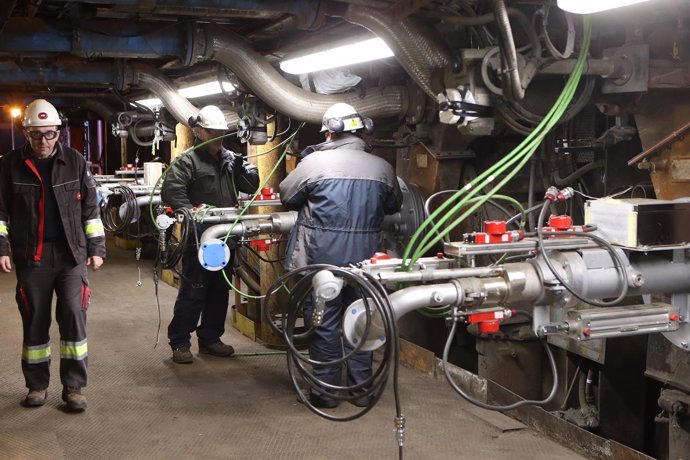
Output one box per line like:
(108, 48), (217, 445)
(585, 198), (690, 248)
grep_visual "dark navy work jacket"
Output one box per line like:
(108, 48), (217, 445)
(279, 134), (402, 270)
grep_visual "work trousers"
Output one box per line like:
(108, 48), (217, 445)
(16, 242), (89, 390)
(304, 285), (373, 396)
(168, 249), (231, 350)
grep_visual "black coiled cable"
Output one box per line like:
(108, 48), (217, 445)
(159, 208), (196, 270)
(262, 265), (404, 425)
(102, 184), (137, 234)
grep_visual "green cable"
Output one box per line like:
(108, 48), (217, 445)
(418, 306), (452, 318)
(221, 123), (306, 299)
(415, 40), (587, 258)
(404, 17), (591, 268)
(434, 194), (527, 244)
(405, 17), (590, 265)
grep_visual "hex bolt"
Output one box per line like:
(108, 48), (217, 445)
(681, 341), (689, 349)
(432, 292), (443, 303)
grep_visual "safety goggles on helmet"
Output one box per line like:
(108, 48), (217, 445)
(28, 130), (59, 141)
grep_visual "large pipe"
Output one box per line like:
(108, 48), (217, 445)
(0, 18), (187, 59)
(130, 63), (199, 126)
(344, 283), (462, 350)
(0, 16), (414, 125)
(0, 60), (124, 87)
(199, 211), (297, 242)
(194, 23), (411, 124)
(493, 0), (525, 101)
(130, 63), (240, 127)
(47, 0), (322, 28)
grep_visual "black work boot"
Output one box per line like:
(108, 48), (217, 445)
(62, 387), (87, 412)
(172, 347), (193, 364)
(199, 341), (234, 357)
(23, 389), (47, 407)
(296, 389), (339, 409)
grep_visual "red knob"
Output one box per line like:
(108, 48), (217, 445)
(484, 220), (507, 234)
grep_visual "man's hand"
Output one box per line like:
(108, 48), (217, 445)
(0, 256), (11, 272)
(232, 153), (244, 171)
(87, 256), (104, 270)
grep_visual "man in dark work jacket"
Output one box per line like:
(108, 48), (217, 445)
(161, 105), (259, 364)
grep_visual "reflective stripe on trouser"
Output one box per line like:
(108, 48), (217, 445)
(16, 241), (89, 390)
(22, 343), (51, 363)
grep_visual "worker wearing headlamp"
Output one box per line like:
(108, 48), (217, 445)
(279, 103), (402, 408)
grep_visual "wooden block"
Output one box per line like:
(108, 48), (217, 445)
(232, 309), (257, 341)
(114, 236), (138, 250)
(399, 338), (436, 375)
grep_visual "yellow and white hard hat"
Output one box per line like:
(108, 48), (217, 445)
(321, 102), (365, 133)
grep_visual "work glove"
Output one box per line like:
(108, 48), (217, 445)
(232, 153), (244, 171)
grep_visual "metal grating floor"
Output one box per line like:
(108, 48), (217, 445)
(0, 240), (585, 460)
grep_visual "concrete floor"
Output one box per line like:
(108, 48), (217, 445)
(0, 240), (585, 459)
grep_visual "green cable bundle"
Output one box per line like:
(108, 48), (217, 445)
(402, 16), (592, 271)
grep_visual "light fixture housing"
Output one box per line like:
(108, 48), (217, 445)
(135, 81), (235, 108)
(279, 37), (394, 75)
(557, 0), (652, 14)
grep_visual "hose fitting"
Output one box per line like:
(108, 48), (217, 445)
(395, 414), (406, 447)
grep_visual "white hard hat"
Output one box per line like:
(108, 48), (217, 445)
(193, 105), (228, 130)
(321, 102), (365, 133)
(22, 99), (62, 128)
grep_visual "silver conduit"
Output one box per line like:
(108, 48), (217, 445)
(197, 24), (410, 124)
(386, 283), (462, 320)
(341, 5), (451, 99)
(131, 62), (240, 127)
(199, 223), (247, 243)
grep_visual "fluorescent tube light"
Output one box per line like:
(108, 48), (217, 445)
(280, 37), (394, 75)
(135, 81), (235, 108)
(557, 0), (652, 14)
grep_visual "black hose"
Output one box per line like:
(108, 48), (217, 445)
(160, 208), (195, 270)
(262, 265), (402, 424)
(102, 185), (137, 234)
(233, 256), (261, 294)
(553, 160), (604, 186)
(442, 309), (559, 411)
(494, 72), (595, 135)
